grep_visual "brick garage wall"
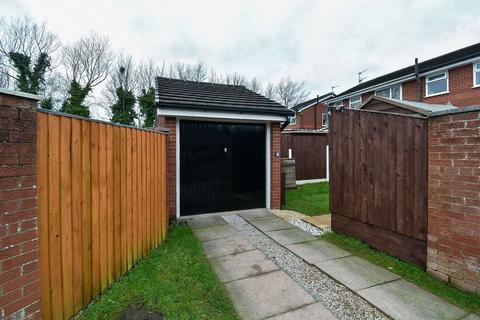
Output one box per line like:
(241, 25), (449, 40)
(271, 123), (281, 209)
(0, 92), (40, 319)
(162, 117), (177, 221)
(427, 109), (480, 294)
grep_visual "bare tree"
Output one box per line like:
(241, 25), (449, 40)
(275, 77), (309, 108)
(264, 82), (276, 100)
(136, 59), (161, 94)
(102, 52), (136, 106)
(168, 61), (208, 82)
(62, 32), (112, 91)
(61, 32), (112, 117)
(0, 16), (60, 92)
(246, 77), (261, 93)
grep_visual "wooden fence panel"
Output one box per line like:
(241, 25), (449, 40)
(329, 109), (428, 266)
(37, 111), (168, 319)
(281, 133), (328, 180)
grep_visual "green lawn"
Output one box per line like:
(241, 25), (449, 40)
(320, 231), (480, 315)
(284, 182), (329, 216)
(77, 224), (239, 320)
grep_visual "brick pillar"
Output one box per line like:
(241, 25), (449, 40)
(427, 109), (480, 294)
(0, 91), (41, 319)
(270, 123), (281, 209)
(163, 117), (177, 220)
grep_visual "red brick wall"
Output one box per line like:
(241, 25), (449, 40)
(287, 103), (328, 130)
(0, 92), (40, 319)
(427, 110), (480, 294)
(271, 123), (281, 209)
(403, 64), (480, 107)
(163, 117), (177, 220)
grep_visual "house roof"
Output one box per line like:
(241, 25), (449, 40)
(155, 77), (293, 116)
(291, 92), (335, 112)
(329, 42), (480, 102)
(359, 96), (457, 116)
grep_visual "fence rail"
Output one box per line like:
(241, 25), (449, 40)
(329, 109), (428, 266)
(37, 111), (168, 319)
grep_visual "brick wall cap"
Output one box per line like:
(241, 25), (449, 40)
(0, 88), (42, 101)
(429, 105), (480, 118)
(39, 109), (169, 135)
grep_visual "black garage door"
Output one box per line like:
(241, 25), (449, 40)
(180, 120), (266, 216)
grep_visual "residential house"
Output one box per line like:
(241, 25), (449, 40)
(286, 93), (334, 130)
(327, 42), (480, 109)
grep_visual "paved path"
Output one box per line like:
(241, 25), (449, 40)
(187, 210), (478, 320)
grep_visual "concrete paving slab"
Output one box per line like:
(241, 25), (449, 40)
(358, 279), (468, 320)
(224, 270), (315, 320)
(265, 228), (316, 245)
(192, 224), (238, 242)
(210, 250), (279, 283)
(286, 240), (351, 264)
(202, 235), (256, 258)
(238, 209), (271, 220)
(315, 256), (400, 291)
(186, 215), (227, 229)
(303, 214), (331, 229)
(265, 302), (336, 320)
(249, 217), (295, 232)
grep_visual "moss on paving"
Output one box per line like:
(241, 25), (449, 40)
(77, 224), (239, 320)
(320, 231), (480, 315)
(284, 182), (329, 216)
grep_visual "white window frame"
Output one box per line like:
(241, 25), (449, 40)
(322, 112), (328, 127)
(374, 84), (402, 100)
(425, 71), (449, 97)
(290, 115), (296, 125)
(473, 62), (480, 88)
(349, 95), (362, 108)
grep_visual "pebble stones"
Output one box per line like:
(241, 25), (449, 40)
(222, 214), (389, 320)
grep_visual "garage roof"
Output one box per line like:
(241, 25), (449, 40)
(155, 77), (293, 116)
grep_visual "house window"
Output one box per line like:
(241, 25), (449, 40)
(349, 95), (362, 108)
(322, 112), (328, 127)
(330, 101), (343, 109)
(474, 63), (480, 87)
(426, 72), (448, 96)
(375, 84), (402, 99)
(290, 115), (296, 125)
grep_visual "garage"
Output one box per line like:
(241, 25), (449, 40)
(155, 77), (293, 218)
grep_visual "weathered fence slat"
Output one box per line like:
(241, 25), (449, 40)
(329, 109), (428, 266)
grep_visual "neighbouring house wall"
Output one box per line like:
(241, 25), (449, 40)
(403, 64), (480, 107)
(271, 123), (281, 209)
(163, 117), (177, 220)
(287, 103), (328, 130)
(0, 92), (40, 319)
(427, 109), (480, 294)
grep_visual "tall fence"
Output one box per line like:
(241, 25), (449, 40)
(281, 132), (328, 181)
(37, 111), (168, 319)
(329, 109), (428, 266)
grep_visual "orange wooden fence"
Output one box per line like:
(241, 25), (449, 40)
(37, 110), (168, 319)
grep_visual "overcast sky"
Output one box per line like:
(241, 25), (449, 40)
(2, 0), (480, 98)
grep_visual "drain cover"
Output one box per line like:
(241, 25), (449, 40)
(118, 306), (164, 320)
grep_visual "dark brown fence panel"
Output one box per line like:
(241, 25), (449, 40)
(281, 133), (327, 180)
(329, 109), (428, 266)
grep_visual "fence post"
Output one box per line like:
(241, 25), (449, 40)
(326, 145), (330, 182)
(0, 90), (41, 319)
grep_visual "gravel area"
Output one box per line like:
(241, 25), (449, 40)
(222, 214), (389, 320)
(270, 209), (308, 221)
(290, 219), (324, 236)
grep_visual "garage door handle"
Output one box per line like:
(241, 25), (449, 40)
(224, 147), (228, 152)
